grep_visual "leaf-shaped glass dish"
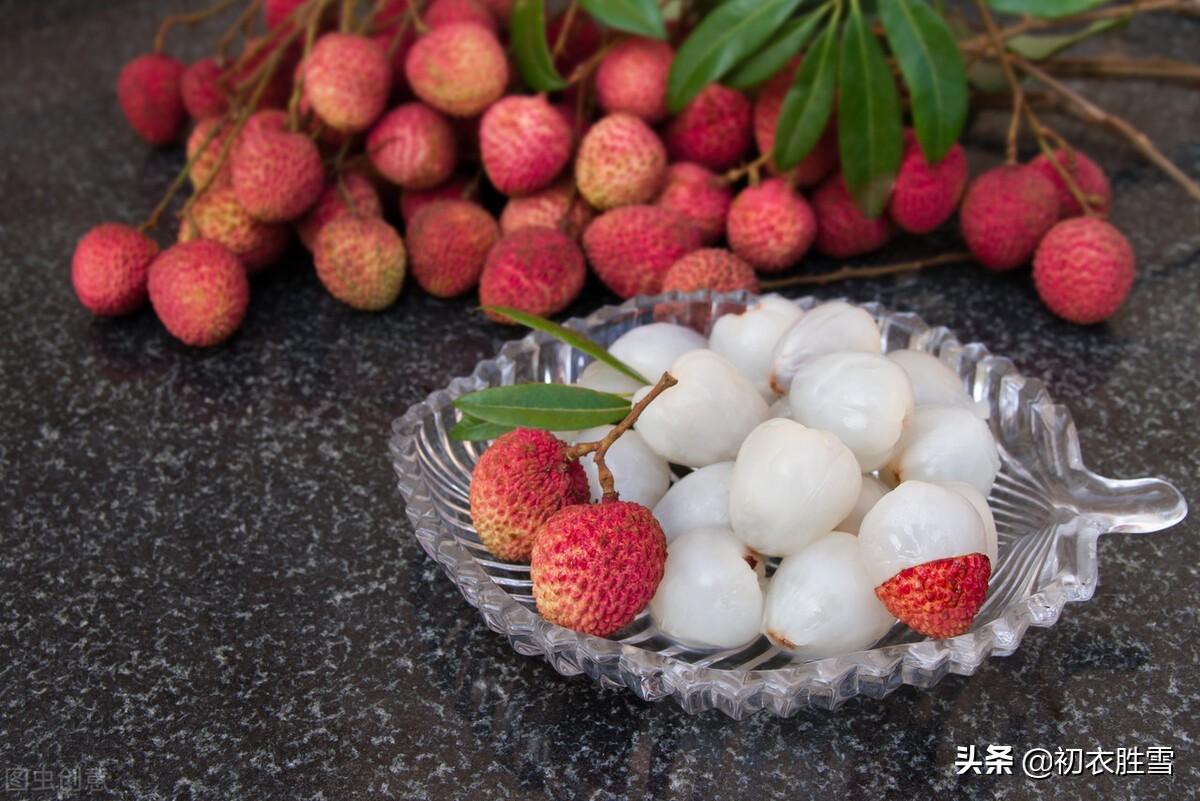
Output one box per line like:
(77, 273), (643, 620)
(388, 292), (1187, 717)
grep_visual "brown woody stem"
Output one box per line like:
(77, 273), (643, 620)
(553, 0), (580, 59)
(759, 251), (971, 290)
(138, 118), (228, 232)
(154, 0), (242, 53)
(1042, 56), (1200, 85)
(216, 0), (266, 62)
(959, 0), (1200, 53)
(722, 152), (772, 184)
(973, 0), (1022, 165)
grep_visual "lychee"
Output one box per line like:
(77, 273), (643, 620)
(662, 249), (758, 294)
(179, 185), (290, 274)
(406, 200), (500, 297)
(531, 500), (667, 637)
(499, 180), (593, 240)
(186, 117), (235, 190)
(651, 462), (735, 543)
(469, 428), (590, 562)
(595, 38), (674, 123)
(71, 223), (160, 316)
(960, 164), (1059, 271)
(180, 57), (228, 120)
(754, 63), (838, 187)
(372, 24), (418, 100)
(228, 34), (298, 110)
(887, 132), (968, 234)
(366, 102), (458, 189)
(575, 113), (667, 210)
(480, 95), (573, 196)
(313, 216), (407, 310)
(303, 33), (392, 133)
(405, 23), (509, 117)
(1033, 217), (1135, 324)
(1030, 148), (1112, 218)
(655, 162), (732, 245)
(117, 53), (187, 146)
(147, 241), (249, 347)
(726, 179), (816, 272)
(231, 124), (325, 223)
(479, 227), (586, 319)
(769, 300), (882, 395)
(582, 205), (701, 298)
(297, 173), (384, 251)
(812, 173), (894, 258)
(264, 0), (310, 29)
(425, 0), (498, 33)
(664, 84), (753, 172)
(400, 175), (477, 224)
(874, 553), (991, 639)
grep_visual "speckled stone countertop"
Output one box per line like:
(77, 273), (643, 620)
(0, 2), (1197, 799)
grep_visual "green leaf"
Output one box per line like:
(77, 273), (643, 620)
(482, 306), (651, 385)
(879, 0), (967, 163)
(666, 0), (807, 113)
(510, 0), (567, 92)
(453, 384), (631, 430)
(838, 1), (904, 218)
(1007, 18), (1124, 60)
(580, 0), (666, 39)
(451, 415), (516, 442)
(987, 0), (1106, 19)
(725, 9), (827, 91)
(773, 17), (839, 170)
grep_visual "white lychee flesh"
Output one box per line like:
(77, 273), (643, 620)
(576, 360), (644, 395)
(890, 404), (1001, 496)
(887, 349), (987, 418)
(837, 473), (890, 535)
(709, 294), (804, 399)
(769, 301), (881, 394)
(652, 461), (734, 543)
(608, 322), (706, 383)
(574, 424), (671, 508)
(935, 480), (999, 565)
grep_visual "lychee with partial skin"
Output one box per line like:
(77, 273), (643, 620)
(575, 113), (667, 210)
(181, 57), (228, 120)
(231, 124), (325, 223)
(500, 180), (593, 240)
(407, 200), (500, 297)
(595, 37), (674, 123)
(655, 162), (732, 245)
(148, 241), (249, 347)
(304, 33), (392, 133)
(874, 554), (991, 639)
(480, 95), (573, 196)
(479, 227), (587, 319)
(887, 132), (967, 234)
(179, 185), (290, 274)
(960, 164), (1059, 271)
(366, 102), (458, 189)
(662, 249), (758, 294)
(1030, 148), (1112, 218)
(812, 174), (894, 259)
(405, 23), (509, 117)
(117, 53), (187, 146)
(297, 172), (383, 251)
(754, 63), (838, 187)
(399, 175), (477, 224)
(425, 0), (498, 33)
(71, 223), (160, 316)
(726, 179), (816, 272)
(582, 205), (702, 298)
(313, 216), (407, 310)
(1033, 217), (1135, 324)
(664, 84), (753, 172)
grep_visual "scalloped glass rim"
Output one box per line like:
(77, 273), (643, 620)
(389, 292), (1187, 717)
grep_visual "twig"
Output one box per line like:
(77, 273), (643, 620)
(722, 153), (771, 185)
(973, 0), (1022, 164)
(340, 0), (357, 33)
(138, 119), (228, 232)
(759, 251), (971, 290)
(154, 0), (242, 53)
(288, 0), (330, 130)
(1042, 56), (1200, 86)
(216, 0), (266, 63)
(567, 41), (615, 86)
(553, 0), (580, 59)
(959, 0), (1200, 53)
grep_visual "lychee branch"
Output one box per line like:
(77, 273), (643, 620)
(153, 0), (242, 54)
(216, 0), (267, 63)
(958, 0), (1200, 53)
(759, 250), (972, 289)
(553, 0), (580, 59)
(972, 0), (1022, 166)
(1041, 56), (1200, 86)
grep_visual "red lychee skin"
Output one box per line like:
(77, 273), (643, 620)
(595, 38), (674, 123)
(181, 58), (228, 120)
(313, 216), (407, 311)
(754, 63), (838, 187)
(662, 249), (759, 294)
(179, 186), (290, 274)
(264, 0), (310, 29)
(186, 117), (235, 190)
(887, 132), (968, 235)
(405, 23), (509, 118)
(425, 0), (498, 34)
(960, 164), (1059, 271)
(469, 428), (590, 562)
(480, 227), (587, 319)
(366, 103), (458, 190)
(875, 553), (991, 639)
(664, 84), (753, 172)
(1033, 217), (1135, 325)
(407, 200), (500, 297)
(655, 162), (732, 246)
(480, 95), (573, 196)
(531, 500), (667, 637)
(117, 53), (187, 146)
(500, 180), (594, 240)
(231, 126), (325, 223)
(71, 224), (160, 316)
(304, 34), (392, 133)
(726, 179), (816, 272)
(297, 173), (384, 251)
(399, 175), (477, 224)
(812, 174), (894, 259)
(148, 241), (249, 347)
(582, 205), (702, 299)
(575, 113), (667, 211)
(1030, 149), (1112, 219)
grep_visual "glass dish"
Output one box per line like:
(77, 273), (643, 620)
(388, 292), (1187, 717)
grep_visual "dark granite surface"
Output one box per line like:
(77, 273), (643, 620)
(1, 1), (1197, 799)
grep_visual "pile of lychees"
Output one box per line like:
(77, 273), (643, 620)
(72, 0), (1136, 347)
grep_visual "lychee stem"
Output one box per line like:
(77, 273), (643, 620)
(566, 42), (615, 87)
(339, 0), (358, 33)
(287, 0), (333, 130)
(958, 0), (1195, 53)
(721, 153), (771, 186)
(216, 0), (267, 64)
(759, 250), (971, 290)
(566, 372), (678, 502)
(1041, 55), (1200, 85)
(153, 0), (242, 54)
(973, 0), (1022, 166)
(137, 117), (228, 232)
(552, 0), (580, 59)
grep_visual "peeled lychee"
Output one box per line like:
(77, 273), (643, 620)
(479, 227), (586, 319)
(1030, 148), (1112, 218)
(499, 180), (593, 239)
(71, 223), (160, 316)
(889, 404), (1000, 496)
(313, 216), (407, 310)
(1033, 217), (1135, 324)
(754, 63), (838, 187)
(231, 124), (325, 222)
(662, 249), (758, 294)
(407, 200), (499, 297)
(769, 300), (882, 395)
(181, 57), (228, 120)
(304, 33), (392, 133)
(480, 95), (573, 196)
(726, 178), (816, 272)
(887, 132), (968, 234)
(179, 185), (290, 274)
(608, 322), (706, 382)
(595, 38), (674, 123)
(405, 23), (509, 117)
(531, 500), (667, 637)
(582, 205), (701, 298)
(665, 84), (753, 172)
(297, 172), (384, 251)
(708, 295), (804, 399)
(186, 117), (235, 190)
(575, 113), (667, 211)
(651, 462), (734, 543)
(400, 175), (476, 224)
(655, 162), (732, 245)
(960, 164), (1059, 271)
(812, 174), (894, 258)
(571, 425), (670, 509)
(367, 102), (458, 189)
(148, 241), (249, 347)
(469, 428), (589, 562)
(117, 53), (187, 146)
(425, 0), (498, 33)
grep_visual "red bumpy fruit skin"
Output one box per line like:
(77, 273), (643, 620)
(480, 227), (587, 319)
(187, 117), (235, 190)
(875, 553), (991, 639)
(1033, 217), (1135, 325)
(480, 95), (574, 196)
(71, 224), (160, 316)
(1029, 149), (1112, 219)
(366, 102), (458, 190)
(179, 186), (290, 274)
(148, 241), (249, 347)
(399, 175), (476, 224)
(313, 216), (407, 311)
(664, 84), (753, 172)
(887, 132), (968, 235)
(405, 23), (509, 118)
(407, 200), (500, 297)
(575, 113), (667, 211)
(583, 206), (703, 299)
(754, 62), (838, 187)
(662, 249), (759, 294)
(304, 33), (392, 133)
(655, 163), (732, 246)
(812, 174), (894, 259)
(181, 57), (228, 120)
(500, 180), (594, 240)
(530, 500), (668, 637)
(297, 173), (384, 251)
(231, 126), (326, 223)
(595, 37), (674, 123)
(424, 0), (498, 34)
(726, 178), (816, 272)
(960, 164), (1059, 271)
(117, 53), (187, 146)
(469, 428), (590, 562)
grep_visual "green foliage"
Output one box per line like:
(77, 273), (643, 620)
(774, 17), (839, 171)
(510, 0), (566, 91)
(987, 0), (1107, 19)
(453, 384), (631, 432)
(579, 0), (666, 39)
